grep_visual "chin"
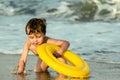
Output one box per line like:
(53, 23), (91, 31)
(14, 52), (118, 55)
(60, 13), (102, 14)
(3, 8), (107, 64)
(35, 43), (41, 46)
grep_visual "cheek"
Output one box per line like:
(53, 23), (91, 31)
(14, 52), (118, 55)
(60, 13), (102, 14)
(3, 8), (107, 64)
(29, 39), (34, 43)
(37, 37), (44, 43)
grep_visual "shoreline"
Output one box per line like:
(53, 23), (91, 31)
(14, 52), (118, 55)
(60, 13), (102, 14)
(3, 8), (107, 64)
(0, 54), (120, 80)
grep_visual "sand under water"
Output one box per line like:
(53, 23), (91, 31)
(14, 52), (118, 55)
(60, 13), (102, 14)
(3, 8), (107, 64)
(0, 54), (120, 80)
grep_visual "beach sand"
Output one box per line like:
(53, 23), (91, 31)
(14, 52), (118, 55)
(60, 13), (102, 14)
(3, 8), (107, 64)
(0, 54), (120, 80)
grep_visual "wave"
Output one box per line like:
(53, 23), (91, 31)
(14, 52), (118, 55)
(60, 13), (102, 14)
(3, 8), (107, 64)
(47, 0), (120, 22)
(88, 60), (120, 64)
(0, 0), (120, 22)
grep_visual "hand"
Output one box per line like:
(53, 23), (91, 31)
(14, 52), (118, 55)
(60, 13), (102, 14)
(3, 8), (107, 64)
(17, 69), (24, 74)
(12, 66), (25, 75)
(13, 70), (27, 75)
(53, 52), (62, 58)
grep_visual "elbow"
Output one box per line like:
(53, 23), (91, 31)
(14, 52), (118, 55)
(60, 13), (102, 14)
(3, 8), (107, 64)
(64, 40), (70, 47)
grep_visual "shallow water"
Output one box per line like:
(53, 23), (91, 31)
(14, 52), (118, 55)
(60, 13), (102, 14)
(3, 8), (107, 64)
(0, 15), (120, 63)
(0, 0), (120, 63)
(0, 54), (120, 80)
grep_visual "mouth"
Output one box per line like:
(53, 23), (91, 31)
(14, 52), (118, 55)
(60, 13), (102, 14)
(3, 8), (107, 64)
(34, 43), (39, 46)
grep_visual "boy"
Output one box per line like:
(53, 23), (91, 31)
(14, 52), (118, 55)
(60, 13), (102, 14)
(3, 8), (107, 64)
(16, 18), (70, 78)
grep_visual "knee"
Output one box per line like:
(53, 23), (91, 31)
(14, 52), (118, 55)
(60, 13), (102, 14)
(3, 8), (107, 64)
(41, 62), (48, 72)
(34, 68), (41, 73)
(58, 58), (66, 63)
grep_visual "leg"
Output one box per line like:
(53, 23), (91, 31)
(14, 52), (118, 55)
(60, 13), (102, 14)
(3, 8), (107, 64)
(34, 58), (48, 72)
(57, 57), (66, 78)
(41, 61), (49, 72)
(34, 58), (42, 72)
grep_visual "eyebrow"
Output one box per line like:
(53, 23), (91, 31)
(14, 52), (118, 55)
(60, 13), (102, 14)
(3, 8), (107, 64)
(28, 33), (42, 36)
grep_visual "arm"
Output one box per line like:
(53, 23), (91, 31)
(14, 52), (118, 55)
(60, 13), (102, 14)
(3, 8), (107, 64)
(55, 40), (70, 55)
(46, 37), (70, 56)
(17, 41), (30, 74)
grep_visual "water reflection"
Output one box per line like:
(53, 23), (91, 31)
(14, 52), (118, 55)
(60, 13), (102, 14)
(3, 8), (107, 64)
(35, 72), (50, 80)
(15, 72), (50, 80)
(15, 72), (90, 80)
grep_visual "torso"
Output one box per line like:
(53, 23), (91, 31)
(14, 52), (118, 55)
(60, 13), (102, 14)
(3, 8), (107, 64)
(28, 36), (49, 56)
(29, 45), (38, 56)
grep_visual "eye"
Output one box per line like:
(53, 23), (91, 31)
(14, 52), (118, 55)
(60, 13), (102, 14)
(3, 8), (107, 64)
(36, 33), (42, 38)
(28, 35), (34, 39)
(29, 36), (34, 39)
(36, 35), (41, 38)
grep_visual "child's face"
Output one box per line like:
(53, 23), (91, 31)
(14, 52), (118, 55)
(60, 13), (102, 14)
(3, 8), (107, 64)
(27, 33), (45, 46)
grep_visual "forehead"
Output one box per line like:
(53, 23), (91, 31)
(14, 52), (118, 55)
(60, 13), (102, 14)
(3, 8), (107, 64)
(27, 33), (43, 36)
(26, 27), (42, 34)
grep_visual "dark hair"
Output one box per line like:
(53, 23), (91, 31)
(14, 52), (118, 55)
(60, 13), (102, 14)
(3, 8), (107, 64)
(25, 18), (46, 35)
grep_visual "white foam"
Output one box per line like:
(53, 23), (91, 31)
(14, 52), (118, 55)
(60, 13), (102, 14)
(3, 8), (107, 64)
(0, 3), (15, 15)
(93, 0), (120, 21)
(42, 1), (73, 18)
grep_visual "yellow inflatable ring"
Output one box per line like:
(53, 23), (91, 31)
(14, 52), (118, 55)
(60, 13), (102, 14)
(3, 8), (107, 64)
(37, 43), (90, 78)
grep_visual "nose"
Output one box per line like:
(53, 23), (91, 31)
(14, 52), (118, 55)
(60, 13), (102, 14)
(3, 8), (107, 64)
(33, 37), (37, 42)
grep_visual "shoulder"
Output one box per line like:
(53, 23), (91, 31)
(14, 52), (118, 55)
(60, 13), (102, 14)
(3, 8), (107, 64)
(23, 40), (31, 49)
(45, 36), (56, 43)
(45, 36), (68, 45)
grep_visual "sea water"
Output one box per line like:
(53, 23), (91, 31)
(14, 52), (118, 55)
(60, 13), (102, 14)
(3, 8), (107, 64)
(0, 0), (120, 63)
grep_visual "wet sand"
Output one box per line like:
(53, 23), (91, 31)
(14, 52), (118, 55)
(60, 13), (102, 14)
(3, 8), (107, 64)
(0, 54), (120, 80)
